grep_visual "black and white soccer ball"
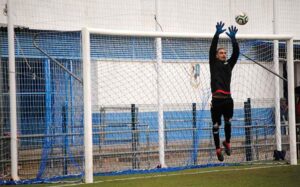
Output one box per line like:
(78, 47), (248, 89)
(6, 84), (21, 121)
(235, 12), (248, 25)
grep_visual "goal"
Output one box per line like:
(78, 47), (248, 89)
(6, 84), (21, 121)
(81, 28), (297, 183)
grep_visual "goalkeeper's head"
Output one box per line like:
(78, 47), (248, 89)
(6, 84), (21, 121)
(216, 47), (227, 61)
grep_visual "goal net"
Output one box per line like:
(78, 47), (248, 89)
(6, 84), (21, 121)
(84, 30), (294, 175)
(0, 30), (85, 183)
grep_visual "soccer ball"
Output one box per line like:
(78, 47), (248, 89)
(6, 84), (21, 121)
(235, 12), (248, 25)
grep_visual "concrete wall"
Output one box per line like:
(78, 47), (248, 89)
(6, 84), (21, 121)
(0, 0), (300, 38)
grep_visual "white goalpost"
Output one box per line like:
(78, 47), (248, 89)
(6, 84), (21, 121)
(82, 28), (93, 183)
(82, 27), (296, 183)
(7, 0), (19, 181)
(287, 39), (297, 165)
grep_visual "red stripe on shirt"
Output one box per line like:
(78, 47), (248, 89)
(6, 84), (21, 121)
(213, 89), (231, 95)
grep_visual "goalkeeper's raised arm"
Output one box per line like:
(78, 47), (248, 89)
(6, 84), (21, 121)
(209, 21), (226, 63)
(226, 26), (240, 68)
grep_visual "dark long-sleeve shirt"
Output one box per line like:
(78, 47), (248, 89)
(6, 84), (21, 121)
(209, 34), (239, 96)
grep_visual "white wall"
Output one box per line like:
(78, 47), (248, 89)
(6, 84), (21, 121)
(92, 60), (277, 109)
(1, 0), (300, 39)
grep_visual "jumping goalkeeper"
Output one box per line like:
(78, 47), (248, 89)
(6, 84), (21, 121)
(209, 21), (239, 161)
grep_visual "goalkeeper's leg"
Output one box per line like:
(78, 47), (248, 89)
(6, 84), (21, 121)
(211, 99), (224, 162)
(223, 98), (234, 156)
(223, 120), (232, 156)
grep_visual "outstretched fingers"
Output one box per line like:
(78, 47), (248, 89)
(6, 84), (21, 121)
(216, 21), (226, 34)
(226, 25), (238, 39)
(231, 26), (238, 33)
(217, 21), (225, 28)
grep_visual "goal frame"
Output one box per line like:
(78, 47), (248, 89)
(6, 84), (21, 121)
(81, 28), (296, 183)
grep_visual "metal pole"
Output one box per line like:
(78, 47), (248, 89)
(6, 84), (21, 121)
(273, 0), (282, 151)
(87, 28), (292, 40)
(192, 103), (197, 165)
(287, 39), (297, 165)
(156, 37), (166, 168)
(62, 106), (68, 175)
(244, 98), (252, 161)
(0, 44), (4, 174)
(131, 104), (137, 169)
(155, 0), (166, 168)
(7, 0), (19, 181)
(82, 28), (93, 183)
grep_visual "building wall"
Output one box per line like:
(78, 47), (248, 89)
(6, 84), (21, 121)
(92, 60), (278, 108)
(0, 0), (300, 39)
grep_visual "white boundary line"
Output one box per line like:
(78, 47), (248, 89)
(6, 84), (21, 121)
(51, 164), (291, 187)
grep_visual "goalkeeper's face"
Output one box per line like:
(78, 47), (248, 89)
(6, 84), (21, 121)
(216, 48), (227, 61)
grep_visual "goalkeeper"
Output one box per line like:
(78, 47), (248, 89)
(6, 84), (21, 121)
(209, 21), (239, 162)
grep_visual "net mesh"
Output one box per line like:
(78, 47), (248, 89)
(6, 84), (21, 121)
(89, 34), (289, 171)
(0, 30), (84, 182)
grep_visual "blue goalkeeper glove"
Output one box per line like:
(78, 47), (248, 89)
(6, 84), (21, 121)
(226, 25), (238, 40)
(215, 21), (226, 35)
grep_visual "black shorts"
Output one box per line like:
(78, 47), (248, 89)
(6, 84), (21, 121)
(211, 97), (234, 126)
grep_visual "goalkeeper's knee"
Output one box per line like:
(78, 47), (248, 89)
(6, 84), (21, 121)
(225, 121), (231, 127)
(224, 118), (231, 127)
(212, 123), (219, 134)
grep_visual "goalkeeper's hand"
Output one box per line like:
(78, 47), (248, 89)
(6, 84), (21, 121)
(215, 21), (226, 35)
(226, 25), (238, 40)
